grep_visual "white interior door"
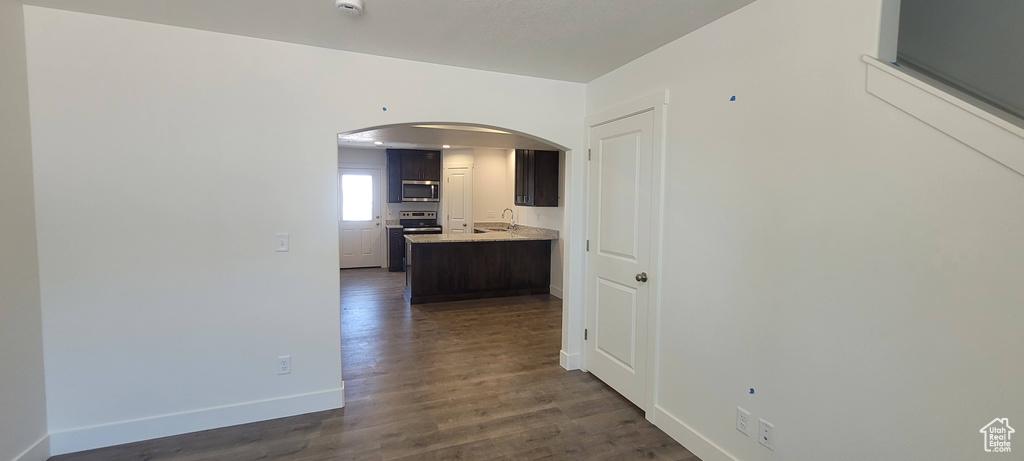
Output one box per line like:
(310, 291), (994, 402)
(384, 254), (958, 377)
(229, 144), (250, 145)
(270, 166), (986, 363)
(586, 110), (654, 408)
(339, 168), (382, 268)
(445, 166), (473, 234)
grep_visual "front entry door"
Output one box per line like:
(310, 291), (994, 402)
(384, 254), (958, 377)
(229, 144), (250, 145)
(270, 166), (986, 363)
(586, 110), (655, 408)
(339, 168), (382, 268)
(445, 166), (473, 234)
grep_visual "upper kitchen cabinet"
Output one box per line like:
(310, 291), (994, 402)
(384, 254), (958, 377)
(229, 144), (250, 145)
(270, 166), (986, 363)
(514, 149), (559, 207)
(398, 149), (441, 181)
(387, 150), (403, 203)
(386, 149), (441, 203)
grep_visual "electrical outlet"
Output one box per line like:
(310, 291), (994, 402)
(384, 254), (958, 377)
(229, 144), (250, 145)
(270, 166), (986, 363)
(277, 355), (291, 375)
(736, 407), (752, 436)
(758, 418), (775, 451)
(276, 233), (289, 252)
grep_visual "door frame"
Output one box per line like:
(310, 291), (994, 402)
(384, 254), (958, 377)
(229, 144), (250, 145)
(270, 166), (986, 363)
(338, 163), (386, 268)
(441, 163), (474, 234)
(580, 90), (669, 419)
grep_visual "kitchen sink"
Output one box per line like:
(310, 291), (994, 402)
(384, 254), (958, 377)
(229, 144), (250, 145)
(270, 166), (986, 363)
(474, 225), (513, 233)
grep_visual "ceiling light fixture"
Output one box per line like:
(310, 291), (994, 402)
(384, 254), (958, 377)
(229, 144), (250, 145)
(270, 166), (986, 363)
(335, 0), (364, 16)
(442, 145), (451, 149)
(374, 141), (383, 145)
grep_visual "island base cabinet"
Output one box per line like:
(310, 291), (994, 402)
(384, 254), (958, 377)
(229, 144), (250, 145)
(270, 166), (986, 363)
(405, 240), (550, 304)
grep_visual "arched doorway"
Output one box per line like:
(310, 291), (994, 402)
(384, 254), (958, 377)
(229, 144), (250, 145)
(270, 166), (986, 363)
(333, 121), (583, 384)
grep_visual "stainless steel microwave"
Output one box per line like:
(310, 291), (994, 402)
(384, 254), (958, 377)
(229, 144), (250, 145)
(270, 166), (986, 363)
(401, 180), (440, 202)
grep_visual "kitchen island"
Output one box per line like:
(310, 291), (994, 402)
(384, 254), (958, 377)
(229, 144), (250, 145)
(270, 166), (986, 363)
(405, 225), (557, 304)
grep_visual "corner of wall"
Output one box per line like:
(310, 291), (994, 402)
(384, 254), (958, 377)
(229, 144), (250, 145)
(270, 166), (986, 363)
(1, 1), (50, 460)
(11, 435), (50, 461)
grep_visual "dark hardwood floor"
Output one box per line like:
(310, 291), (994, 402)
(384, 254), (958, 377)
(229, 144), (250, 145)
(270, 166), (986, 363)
(52, 268), (696, 461)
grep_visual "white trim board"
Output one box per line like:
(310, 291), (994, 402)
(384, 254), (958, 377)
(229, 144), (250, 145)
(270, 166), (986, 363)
(49, 385), (344, 456)
(12, 434), (50, 461)
(549, 285), (563, 299)
(863, 56), (1024, 177)
(584, 90), (671, 129)
(559, 350), (580, 370)
(653, 406), (739, 461)
(582, 89), (669, 419)
(562, 146), (585, 376)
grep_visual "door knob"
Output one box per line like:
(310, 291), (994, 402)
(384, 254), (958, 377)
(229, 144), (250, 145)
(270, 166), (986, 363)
(635, 272), (648, 283)
(376, 222), (380, 226)
(463, 223), (467, 227)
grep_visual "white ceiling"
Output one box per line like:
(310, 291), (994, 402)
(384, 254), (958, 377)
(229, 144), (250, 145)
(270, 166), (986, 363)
(338, 123), (562, 151)
(21, 0), (756, 83)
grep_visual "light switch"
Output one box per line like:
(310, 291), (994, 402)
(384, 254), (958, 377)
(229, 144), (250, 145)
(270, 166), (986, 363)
(276, 233), (289, 252)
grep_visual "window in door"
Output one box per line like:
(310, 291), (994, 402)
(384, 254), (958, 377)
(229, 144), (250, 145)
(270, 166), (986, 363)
(341, 174), (373, 222)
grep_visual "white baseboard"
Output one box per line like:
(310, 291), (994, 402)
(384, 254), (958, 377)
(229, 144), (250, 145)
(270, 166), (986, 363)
(50, 383), (345, 456)
(654, 405), (738, 461)
(12, 434), (50, 461)
(559, 350), (580, 370)
(549, 285), (563, 299)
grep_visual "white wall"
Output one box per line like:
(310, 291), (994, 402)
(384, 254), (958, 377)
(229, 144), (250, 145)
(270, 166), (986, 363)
(586, 1), (1024, 460)
(24, 6), (584, 455)
(441, 147), (475, 167)
(337, 145), (386, 167)
(0, 2), (50, 460)
(471, 148), (511, 221)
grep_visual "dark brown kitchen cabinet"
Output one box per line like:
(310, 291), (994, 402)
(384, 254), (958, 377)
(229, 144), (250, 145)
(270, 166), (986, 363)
(386, 149), (441, 203)
(514, 149), (558, 207)
(387, 227), (405, 271)
(406, 239), (551, 304)
(386, 151), (403, 203)
(407, 152), (441, 181)
(397, 149), (441, 181)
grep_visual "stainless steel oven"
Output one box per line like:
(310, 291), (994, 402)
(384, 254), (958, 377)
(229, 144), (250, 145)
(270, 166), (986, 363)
(397, 212), (441, 271)
(401, 180), (440, 202)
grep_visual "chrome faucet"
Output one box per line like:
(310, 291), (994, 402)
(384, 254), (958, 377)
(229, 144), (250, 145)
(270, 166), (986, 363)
(501, 208), (516, 230)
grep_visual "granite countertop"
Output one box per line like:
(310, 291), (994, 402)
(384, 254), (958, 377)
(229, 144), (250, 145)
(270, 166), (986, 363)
(406, 223), (558, 244)
(385, 224), (404, 229)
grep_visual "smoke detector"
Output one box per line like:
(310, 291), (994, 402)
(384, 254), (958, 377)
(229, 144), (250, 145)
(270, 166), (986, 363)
(335, 0), (364, 16)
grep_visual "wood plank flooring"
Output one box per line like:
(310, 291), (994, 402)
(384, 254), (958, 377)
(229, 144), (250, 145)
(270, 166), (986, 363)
(52, 268), (697, 461)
